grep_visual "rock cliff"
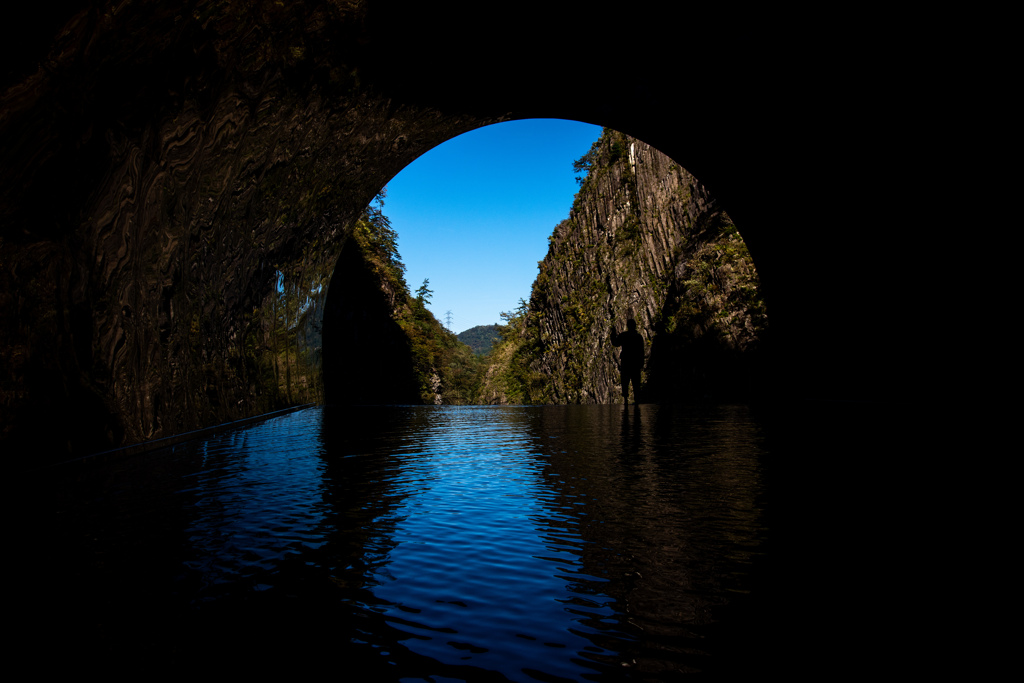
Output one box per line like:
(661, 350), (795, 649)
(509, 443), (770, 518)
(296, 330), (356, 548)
(483, 130), (767, 404)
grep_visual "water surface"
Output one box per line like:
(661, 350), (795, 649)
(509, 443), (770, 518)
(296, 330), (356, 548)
(27, 404), (772, 679)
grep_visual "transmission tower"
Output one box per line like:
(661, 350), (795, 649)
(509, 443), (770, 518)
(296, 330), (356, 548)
(445, 310), (453, 330)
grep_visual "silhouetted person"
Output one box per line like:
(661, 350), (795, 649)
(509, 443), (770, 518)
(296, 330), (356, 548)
(611, 318), (644, 405)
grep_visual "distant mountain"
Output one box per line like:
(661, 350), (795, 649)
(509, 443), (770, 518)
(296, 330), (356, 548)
(457, 325), (502, 356)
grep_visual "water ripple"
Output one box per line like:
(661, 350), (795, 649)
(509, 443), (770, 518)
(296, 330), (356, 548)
(31, 403), (769, 679)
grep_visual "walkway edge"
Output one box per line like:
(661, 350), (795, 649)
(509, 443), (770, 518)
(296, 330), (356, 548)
(45, 404), (318, 469)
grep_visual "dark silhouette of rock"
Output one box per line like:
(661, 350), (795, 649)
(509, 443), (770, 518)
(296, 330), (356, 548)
(321, 241), (421, 406)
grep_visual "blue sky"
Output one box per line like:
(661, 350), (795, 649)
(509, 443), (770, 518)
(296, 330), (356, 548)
(381, 119), (603, 334)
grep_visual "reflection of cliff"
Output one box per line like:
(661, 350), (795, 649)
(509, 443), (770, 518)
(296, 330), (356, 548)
(520, 404), (769, 675)
(483, 130), (767, 404)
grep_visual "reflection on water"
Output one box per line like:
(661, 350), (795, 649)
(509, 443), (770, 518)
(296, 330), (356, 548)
(26, 404), (771, 679)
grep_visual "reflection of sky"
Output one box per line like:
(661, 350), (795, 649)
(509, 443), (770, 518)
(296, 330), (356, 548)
(165, 405), (766, 679)
(181, 410), (329, 589)
(368, 407), (617, 681)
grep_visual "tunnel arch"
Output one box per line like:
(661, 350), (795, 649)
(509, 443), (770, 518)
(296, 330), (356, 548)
(0, 9), (960, 680)
(0, 1), (921, 458)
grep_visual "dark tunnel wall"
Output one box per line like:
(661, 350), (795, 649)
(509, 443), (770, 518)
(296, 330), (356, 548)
(1, 1), (931, 458)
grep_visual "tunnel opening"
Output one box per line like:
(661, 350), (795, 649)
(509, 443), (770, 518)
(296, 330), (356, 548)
(317, 121), (768, 407)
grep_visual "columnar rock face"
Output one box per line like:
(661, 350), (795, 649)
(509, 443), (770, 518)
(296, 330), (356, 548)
(483, 130), (766, 404)
(0, 1), (500, 460)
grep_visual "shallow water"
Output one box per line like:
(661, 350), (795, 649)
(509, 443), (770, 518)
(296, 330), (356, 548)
(26, 404), (773, 679)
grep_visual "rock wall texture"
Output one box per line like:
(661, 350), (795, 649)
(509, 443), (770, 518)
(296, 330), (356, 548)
(0, 1), (500, 460)
(482, 130), (766, 404)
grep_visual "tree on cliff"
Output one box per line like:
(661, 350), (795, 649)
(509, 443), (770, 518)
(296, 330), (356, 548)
(477, 300), (547, 404)
(356, 191), (408, 300)
(416, 278), (433, 305)
(573, 134), (626, 187)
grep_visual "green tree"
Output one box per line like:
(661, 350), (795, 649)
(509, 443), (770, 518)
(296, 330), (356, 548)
(573, 139), (599, 185)
(416, 278), (433, 305)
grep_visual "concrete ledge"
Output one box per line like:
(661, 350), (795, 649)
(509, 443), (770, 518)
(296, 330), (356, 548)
(46, 404), (317, 469)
